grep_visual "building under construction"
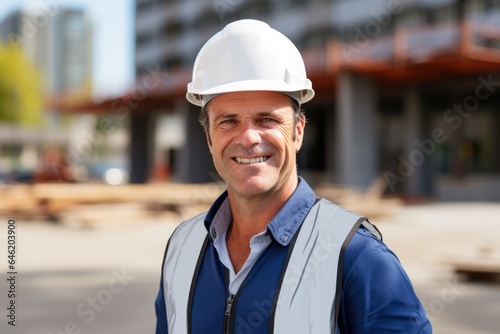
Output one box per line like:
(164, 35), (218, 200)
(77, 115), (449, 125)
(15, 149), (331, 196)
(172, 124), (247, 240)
(75, 0), (500, 201)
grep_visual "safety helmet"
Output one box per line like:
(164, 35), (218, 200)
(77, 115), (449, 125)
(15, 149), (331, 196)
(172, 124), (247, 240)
(186, 19), (315, 107)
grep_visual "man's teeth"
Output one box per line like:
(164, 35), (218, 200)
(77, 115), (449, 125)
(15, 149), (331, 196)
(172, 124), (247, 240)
(235, 157), (269, 164)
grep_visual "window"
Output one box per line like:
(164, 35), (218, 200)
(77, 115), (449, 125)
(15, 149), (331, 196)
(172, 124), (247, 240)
(301, 27), (336, 49)
(270, 0), (307, 12)
(136, 32), (154, 48)
(161, 55), (183, 71)
(466, 0), (486, 15)
(487, 0), (500, 9)
(395, 8), (424, 29)
(244, 0), (272, 17)
(162, 21), (183, 39)
(193, 12), (219, 32)
(429, 5), (457, 24)
(136, 0), (155, 13)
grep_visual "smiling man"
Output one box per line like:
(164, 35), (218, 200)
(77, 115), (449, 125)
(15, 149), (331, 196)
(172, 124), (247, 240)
(155, 19), (431, 334)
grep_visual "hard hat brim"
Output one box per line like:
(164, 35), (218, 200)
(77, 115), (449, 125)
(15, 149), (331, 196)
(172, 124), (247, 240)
(186, 79), (315, 107)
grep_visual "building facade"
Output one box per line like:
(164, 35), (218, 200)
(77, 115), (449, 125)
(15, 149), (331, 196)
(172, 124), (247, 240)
(132, 0), (500, 200)
(0, 7), (93, 95)
(0, 6), (94, 181)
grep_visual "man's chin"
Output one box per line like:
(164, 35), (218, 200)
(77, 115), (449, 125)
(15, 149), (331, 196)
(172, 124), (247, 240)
(231, 178), (274, 198)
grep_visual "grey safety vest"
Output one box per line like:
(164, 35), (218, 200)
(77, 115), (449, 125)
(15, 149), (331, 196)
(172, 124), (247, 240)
(162, 198), (382, 333)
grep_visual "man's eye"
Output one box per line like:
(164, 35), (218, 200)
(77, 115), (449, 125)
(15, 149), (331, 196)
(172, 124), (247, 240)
(261, 118), (277, 123)
(219, 119), (236, 126)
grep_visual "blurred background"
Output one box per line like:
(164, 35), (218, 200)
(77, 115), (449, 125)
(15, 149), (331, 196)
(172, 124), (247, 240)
(0, 0), (499, 333)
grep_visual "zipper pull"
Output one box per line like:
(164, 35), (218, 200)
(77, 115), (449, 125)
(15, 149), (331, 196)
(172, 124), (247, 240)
(224, 294), (235, 334)
(225, 294), (234, 316)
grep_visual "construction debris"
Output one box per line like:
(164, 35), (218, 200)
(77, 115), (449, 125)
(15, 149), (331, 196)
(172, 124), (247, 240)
(0, 177), (402, 225)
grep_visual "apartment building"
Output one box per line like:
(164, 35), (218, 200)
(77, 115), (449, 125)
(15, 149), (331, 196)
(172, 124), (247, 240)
(0, 7), (93, 95)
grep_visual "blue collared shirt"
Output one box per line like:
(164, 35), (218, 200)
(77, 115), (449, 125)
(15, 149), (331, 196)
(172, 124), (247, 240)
(207, 177), (317, 294)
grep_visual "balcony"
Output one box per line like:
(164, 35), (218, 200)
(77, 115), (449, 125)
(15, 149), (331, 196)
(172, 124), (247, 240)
(319, 19), (500, 83)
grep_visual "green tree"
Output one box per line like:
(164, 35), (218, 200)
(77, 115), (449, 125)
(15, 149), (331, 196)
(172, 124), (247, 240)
(0, 41), (43, 126)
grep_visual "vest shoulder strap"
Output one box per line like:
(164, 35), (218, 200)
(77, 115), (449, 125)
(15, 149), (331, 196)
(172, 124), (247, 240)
(273, 198), (378, 333)
(162, 213), (208, 334)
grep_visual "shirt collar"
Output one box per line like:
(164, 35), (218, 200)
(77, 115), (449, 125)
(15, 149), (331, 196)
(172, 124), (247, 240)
(204, 177), (317, 246)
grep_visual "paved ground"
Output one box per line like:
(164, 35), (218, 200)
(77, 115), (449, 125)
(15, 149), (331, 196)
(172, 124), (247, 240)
(0, 202), (499, 333)
(373, 202), (500, 334)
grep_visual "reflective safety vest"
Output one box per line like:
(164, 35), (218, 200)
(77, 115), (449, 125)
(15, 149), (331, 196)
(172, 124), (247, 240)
(161, 198), (382, 333)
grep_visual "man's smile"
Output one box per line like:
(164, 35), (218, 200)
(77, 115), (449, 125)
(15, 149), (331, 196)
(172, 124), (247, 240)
(233, 156), (270, 164)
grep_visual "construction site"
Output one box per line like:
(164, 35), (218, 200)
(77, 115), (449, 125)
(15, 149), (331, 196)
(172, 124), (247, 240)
(1, 0), (500, 333)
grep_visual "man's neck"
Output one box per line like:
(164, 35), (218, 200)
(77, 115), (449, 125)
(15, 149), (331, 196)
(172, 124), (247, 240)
(227, 177), (298, 240)
(224, 177), (299, 273)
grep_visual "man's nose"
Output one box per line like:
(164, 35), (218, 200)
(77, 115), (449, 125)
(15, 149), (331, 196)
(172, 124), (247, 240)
(235, 122), (261, 148)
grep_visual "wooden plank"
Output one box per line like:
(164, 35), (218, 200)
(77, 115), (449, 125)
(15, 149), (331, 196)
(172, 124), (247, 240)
(31, 182), (222, 204)
(0, 184), (39, 214)
(32, 183), (222, 219)
(447, 252), (500, 282)
(0, 183), (223, 219)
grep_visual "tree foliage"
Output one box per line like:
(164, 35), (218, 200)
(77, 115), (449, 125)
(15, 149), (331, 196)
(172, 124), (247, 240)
(0, 41), (43, 126)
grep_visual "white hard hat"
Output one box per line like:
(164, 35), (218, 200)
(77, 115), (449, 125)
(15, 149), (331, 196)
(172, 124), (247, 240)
(186, 19), (315, 107)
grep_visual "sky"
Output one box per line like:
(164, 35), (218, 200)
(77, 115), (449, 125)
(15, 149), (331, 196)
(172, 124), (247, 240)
(0, 0), (135, 99)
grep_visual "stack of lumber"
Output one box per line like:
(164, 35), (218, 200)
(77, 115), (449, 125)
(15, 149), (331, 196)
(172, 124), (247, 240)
(0, 184), (41, 218)
(446, 247), (500, 283)
(0, 182), (223, 224)
(32, 182), (222, 216)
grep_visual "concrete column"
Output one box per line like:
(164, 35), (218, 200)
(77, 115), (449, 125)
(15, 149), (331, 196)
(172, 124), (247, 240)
(129, 113), (155, 183)
(496, 106), (500, 172)
(175, 102), (215, 183)
(403, 85), (425, 195)
(325, 104), (337, 182)
(335, 72), (378, 188)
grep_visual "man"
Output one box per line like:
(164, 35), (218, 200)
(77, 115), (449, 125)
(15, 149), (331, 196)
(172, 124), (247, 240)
(155, 19), (431, 333)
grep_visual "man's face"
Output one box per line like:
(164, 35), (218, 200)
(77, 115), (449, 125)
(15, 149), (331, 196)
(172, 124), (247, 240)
(206, 91), (305, 199)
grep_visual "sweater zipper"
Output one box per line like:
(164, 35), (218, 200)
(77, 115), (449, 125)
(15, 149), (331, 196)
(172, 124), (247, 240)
(224, 294), (235, 334)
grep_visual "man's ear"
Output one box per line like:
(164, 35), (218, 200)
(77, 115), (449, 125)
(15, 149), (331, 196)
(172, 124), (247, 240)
(294, 117), (305, 152)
